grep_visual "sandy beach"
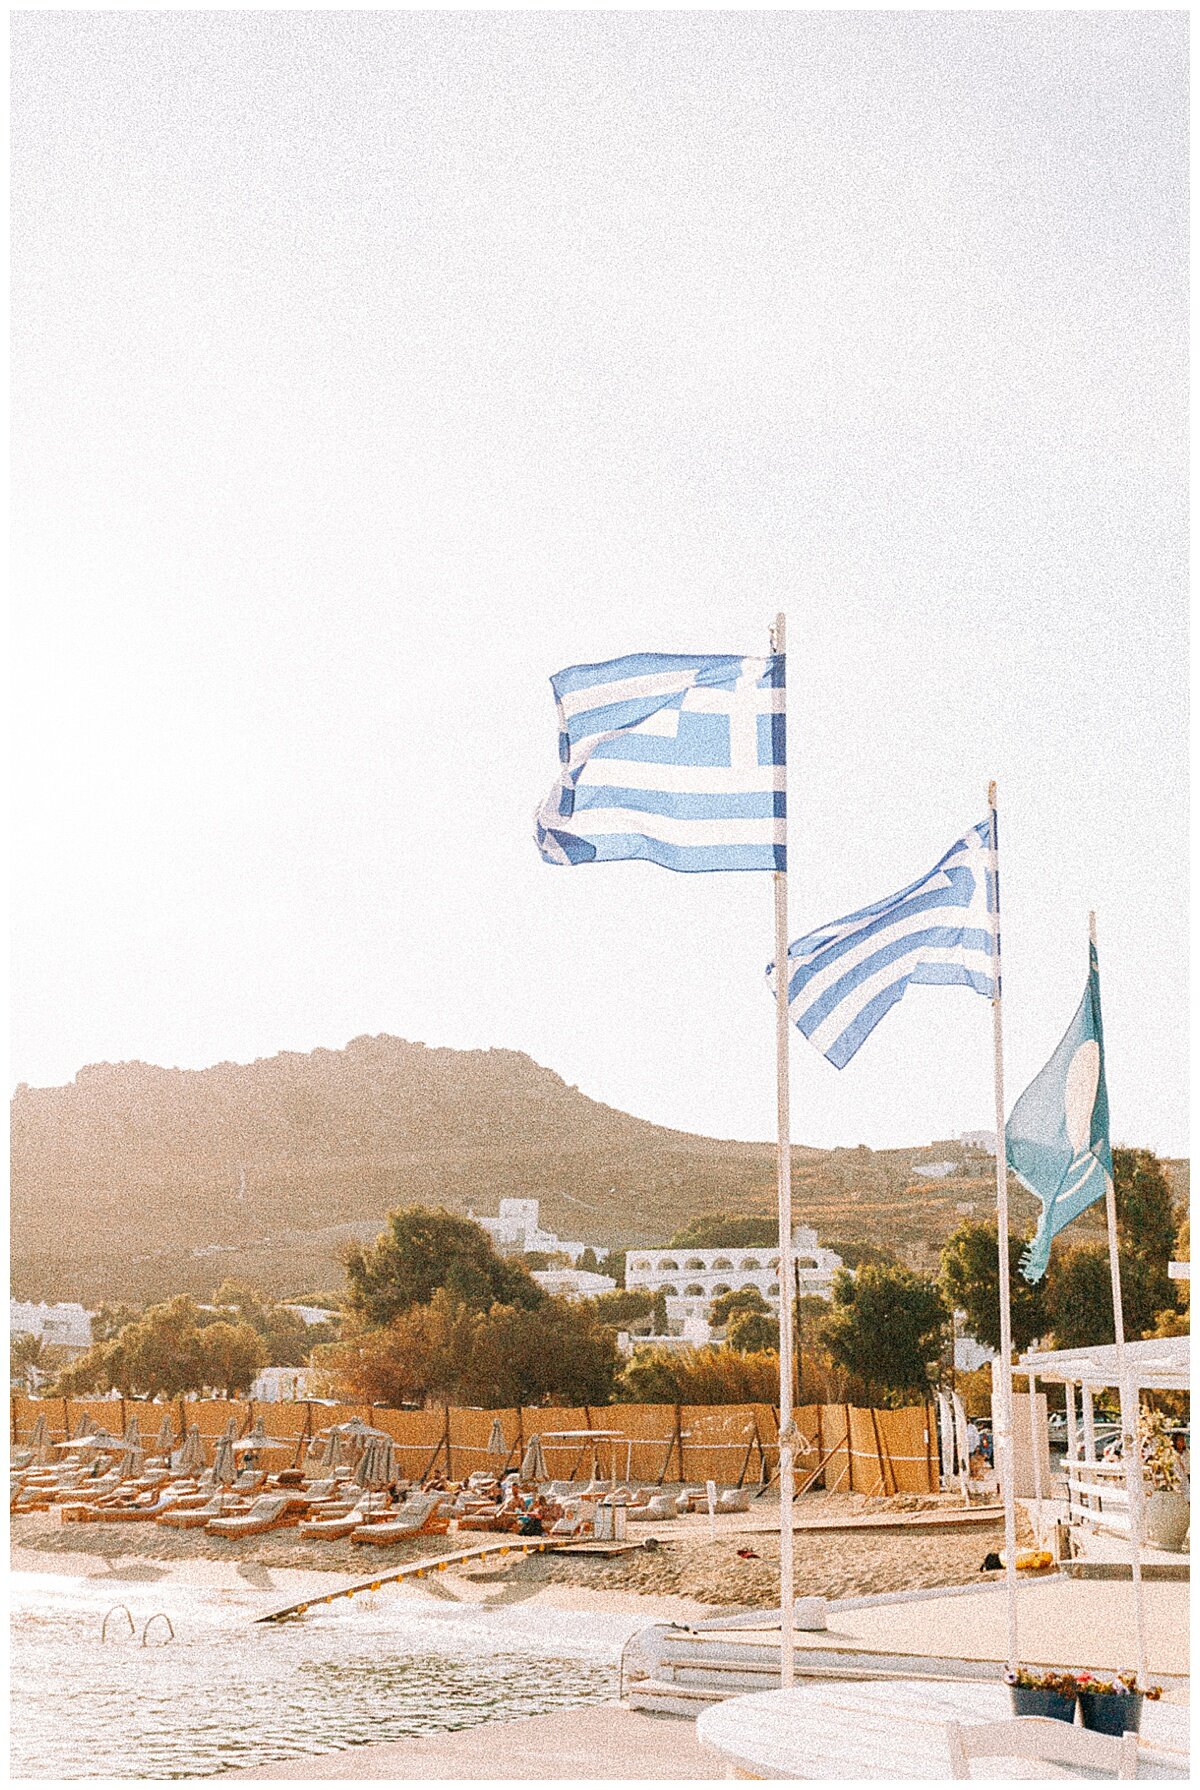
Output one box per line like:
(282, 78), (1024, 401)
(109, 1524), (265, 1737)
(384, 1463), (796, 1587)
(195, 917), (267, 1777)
(12, 1490), (1020, 1612)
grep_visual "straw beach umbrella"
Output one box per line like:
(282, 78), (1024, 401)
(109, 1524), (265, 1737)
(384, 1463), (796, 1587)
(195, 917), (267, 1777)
(154, 1413), (175, 1459)
(175, 1425), (204, 1474)
(487, 1418), (508, 1469)
(123, 1414), (142, 1450)
(212, 1436), (237, 1484)
(521, 1434), (547, 1483)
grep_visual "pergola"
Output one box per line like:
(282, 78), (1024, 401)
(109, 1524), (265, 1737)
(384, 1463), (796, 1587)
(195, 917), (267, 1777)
(1018, 1335), (1189, 1461)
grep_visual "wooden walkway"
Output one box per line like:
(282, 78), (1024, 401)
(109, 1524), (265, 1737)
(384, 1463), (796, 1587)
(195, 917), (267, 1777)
(255, 1536), (573, 1624)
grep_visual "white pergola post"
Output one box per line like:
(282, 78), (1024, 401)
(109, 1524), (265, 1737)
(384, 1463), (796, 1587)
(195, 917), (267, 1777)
(1081, 1384), (1097, 1462)
(1064, 1380), (1079, 1465)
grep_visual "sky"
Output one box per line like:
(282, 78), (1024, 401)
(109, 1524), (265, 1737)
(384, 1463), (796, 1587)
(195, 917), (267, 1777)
(11, 9), (1188, 1157)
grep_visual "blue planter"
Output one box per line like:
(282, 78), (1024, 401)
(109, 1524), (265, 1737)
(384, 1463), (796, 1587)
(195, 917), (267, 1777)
(1078, 1691), (1143, 1735)
(1008, 1687), (1076, 1723)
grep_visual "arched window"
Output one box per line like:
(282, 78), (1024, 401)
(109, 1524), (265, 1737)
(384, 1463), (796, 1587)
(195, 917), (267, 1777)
(767, 1256), (780, 1270)
(685, 1283), (705, 1297)
(712, 1256), (733, 1270)
(659, 1258), (679, 1271)
(684, 1257), (706, 1270)
(742, 1257), (761, 1271)
(711, 1283), (732, 1296)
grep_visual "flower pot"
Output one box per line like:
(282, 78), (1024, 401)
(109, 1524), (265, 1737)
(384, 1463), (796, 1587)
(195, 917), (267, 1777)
(1008, 1687), (1076, 1722)
(1078, 1692), (1143, 1736)
(1142, 1488), (1189, 1552)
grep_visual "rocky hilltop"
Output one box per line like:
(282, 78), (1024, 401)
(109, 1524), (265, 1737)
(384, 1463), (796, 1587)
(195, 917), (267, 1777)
(12, 1033), (1180, 1305)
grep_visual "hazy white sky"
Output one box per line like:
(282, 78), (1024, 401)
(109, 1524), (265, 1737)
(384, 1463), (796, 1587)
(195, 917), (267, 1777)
(12, 9), (1187, 1156)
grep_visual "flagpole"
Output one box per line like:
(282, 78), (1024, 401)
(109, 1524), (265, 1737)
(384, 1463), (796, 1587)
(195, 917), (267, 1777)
(1091, 910), (1150, 1691)
(772, 611), (796, 1688)
(986, 780), (1020, 1676)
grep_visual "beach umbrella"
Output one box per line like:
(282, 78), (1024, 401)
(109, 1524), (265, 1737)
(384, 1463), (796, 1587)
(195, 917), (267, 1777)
(212, 1436), (237, 1485)
(233, 1417), (291, 1454)
(487, 1419), (508, 1465)
(333, 1417), (392, 1440)
(353, 1436), (392, 1487)
(117, 1445), (144, 1480)
(154, 1413), (175, 1458)
(123, 1414), (142, 1450)
(175, 1425), (204, 1473)
(74, 1414), (94, 1440)
(222, 1415), (240, 1442)
(521, 1434), (548, 1482)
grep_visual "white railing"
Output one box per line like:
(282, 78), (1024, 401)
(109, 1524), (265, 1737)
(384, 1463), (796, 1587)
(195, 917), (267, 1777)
(1066, 1459), (1133, 1539)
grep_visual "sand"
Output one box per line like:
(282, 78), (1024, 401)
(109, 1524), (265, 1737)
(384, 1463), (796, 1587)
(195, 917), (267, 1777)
(11, 1490), (1022, 1613)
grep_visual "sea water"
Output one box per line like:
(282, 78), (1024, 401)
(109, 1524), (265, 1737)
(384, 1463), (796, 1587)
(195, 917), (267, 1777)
(10, 1571), (629, 1779)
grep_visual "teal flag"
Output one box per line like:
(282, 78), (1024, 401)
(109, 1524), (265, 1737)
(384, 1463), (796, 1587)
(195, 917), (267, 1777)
(1007, 940), (1112, 1285)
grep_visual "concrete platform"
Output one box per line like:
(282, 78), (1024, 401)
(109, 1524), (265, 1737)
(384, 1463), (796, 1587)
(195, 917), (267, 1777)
(227, 1704), (715, 1780)
(689, 1577), (1190, 1680)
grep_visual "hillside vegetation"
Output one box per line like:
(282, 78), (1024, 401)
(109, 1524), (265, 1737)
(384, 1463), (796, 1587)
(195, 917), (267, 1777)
(11, 1034), (1187, 1304)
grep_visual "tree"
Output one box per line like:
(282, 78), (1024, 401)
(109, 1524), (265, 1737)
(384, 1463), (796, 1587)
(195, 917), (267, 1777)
(669, 1213), (778, 1249)
(57, 1296), (209, 1398)
(313, 1288), (618, 1408)
(1045, 1242), (1174, 1349)
(827, 1240), (900, 1271)
(195, 1320), (266, 1396)
(820, 1265), (947, 1403)
(709, 1286), (771, 1329)
(576, 1247), (601, 1273)
(939, 1222), (1047, 1354)
(1112, 1148), (1177, 1322)
(601, 1249), (627, 1288)
(590, 1288), (656, 1329)
(615, 1343), (781, 1403)
(10, 1333), (46, 1389)
(344, 1206), (544, 1328)
(726, 1309), (780, 1354)
(92, 1302), (143, 1343)
(651, 1287), (669, 1333)
(208, 1280), (337, 1366)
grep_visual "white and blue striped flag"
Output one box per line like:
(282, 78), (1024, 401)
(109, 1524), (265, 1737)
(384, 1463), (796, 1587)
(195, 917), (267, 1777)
(768, 821), (996, 1067)
(535, 651), (786, 873)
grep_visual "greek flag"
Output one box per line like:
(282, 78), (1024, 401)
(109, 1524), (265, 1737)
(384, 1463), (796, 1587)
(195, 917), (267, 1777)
(1008, 940), (1111, 1285)
(535, 651), (786, 873)
(768, 821), (996, 1067)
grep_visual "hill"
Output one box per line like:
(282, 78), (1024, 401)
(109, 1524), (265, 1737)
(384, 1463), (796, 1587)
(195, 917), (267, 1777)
(10, 1035), (1187, 1305)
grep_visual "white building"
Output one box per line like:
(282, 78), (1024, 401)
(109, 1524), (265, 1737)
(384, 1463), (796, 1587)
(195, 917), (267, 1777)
(10, 1300), (94, 1355)
(616, 1311), (713, 1356)
(531, 1268), (616, 1301)
(624, 1226), (843, 1334)
(251, 1366), (315, 1402)
(467, 1197), (592, 1264)
(958, 1131), (997, 1155)
(916, 1161), (960, 1180)
(284, 1304), (339, 1327)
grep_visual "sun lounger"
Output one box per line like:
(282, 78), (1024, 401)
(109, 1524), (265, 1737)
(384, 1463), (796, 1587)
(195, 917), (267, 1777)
(626, 1493), (678, 1522)
(156, 1494), (252, 1529)
(350, 1494), (449, 1545)
(206, 1493), (305, 1537)
(716, 1487), (751, 1513)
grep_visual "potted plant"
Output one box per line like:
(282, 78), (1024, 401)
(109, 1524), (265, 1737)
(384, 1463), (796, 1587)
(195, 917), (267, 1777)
(1139, 1409), (1189, 1552)
(1074, 1671), (1161, 1736)
(1003, 1667), (1077, 1722)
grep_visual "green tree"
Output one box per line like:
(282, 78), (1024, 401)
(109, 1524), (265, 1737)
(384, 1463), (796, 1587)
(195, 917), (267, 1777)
(344, 1206), (544, 1328)
(576, 1247), (601, 1273)
(726, 1308), (780, 1354)
(10, 1333), (46, 1389)
(602, 1249), (627, 1288)
(196, 1320), (266, 1396)
(92, 1302), (143, 1343)
(1045, 1242), (1174, 1349)
(939, 1221), (1047, 1354)
(313, 1288), (617, 1408)
(828, 1240), (901, 1271)
(709, 1286), (771, 1328)
(591, 1288), (656, 1328)
(1111, 1148), (1177, 1321)
(651, 1287), (669, 1333)
(58, 1296), (211, 1398)
(670, 1213), (778, 1249)
(820, 1265), (947, 1403)
(615, 1343), (781, 1403)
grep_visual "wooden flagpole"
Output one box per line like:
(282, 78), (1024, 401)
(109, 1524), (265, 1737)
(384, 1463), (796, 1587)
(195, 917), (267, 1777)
(1091, 910), (1150, 1689)
(986, 780), (1020, 1676)
(771, 612), (796, 1687)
